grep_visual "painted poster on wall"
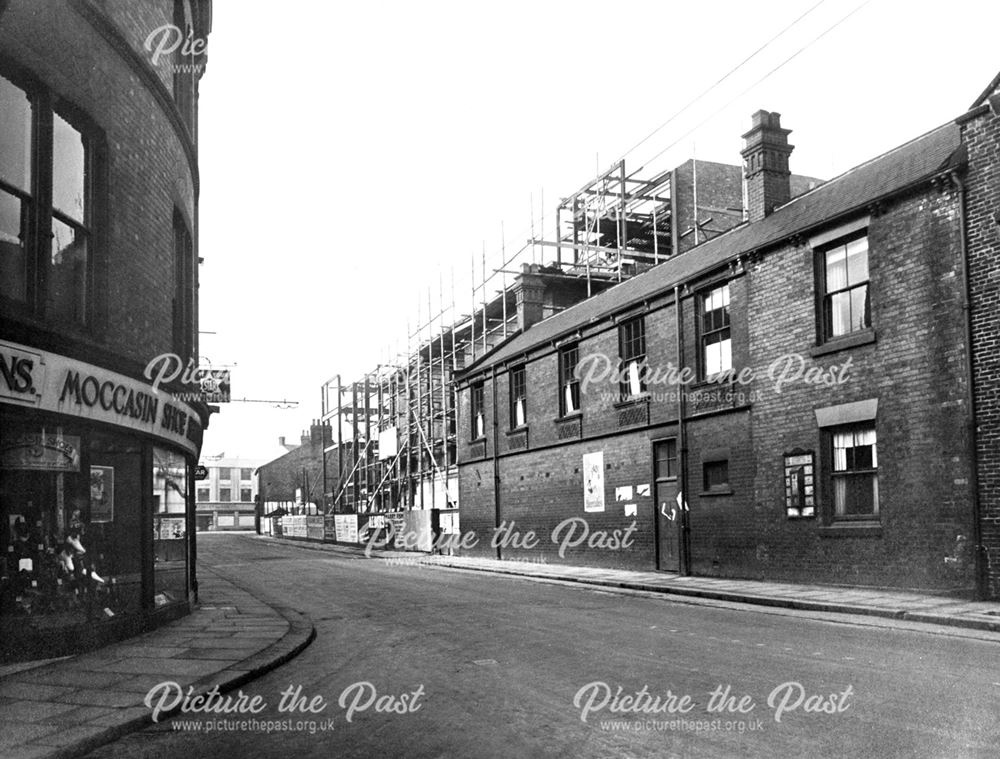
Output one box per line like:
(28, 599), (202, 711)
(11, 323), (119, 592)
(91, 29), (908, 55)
(583, 451), (605, 513)
(90, 465), (114, 522)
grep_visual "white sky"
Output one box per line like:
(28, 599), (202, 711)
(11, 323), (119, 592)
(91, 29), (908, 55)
(196, 0), (1000, 461)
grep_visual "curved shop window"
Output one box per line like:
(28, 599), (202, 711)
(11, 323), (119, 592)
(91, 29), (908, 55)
(0, 408), (194, 661)
(0, 420), (142, 657)
(152, 447), (189, 606)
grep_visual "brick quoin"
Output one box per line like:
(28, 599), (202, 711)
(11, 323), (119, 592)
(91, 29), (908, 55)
(960, 84), (1000, 599)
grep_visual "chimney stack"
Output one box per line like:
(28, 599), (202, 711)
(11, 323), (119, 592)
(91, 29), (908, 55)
(514, 263), (546, 332)
(741, 110), (794, 222)
(310, 419), (331, 446)
(278, 436), (286, 447)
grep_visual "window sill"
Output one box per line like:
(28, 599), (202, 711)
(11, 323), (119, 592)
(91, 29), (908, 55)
(506, 426), (528, 436)
(818, 522), (882, 538)
(810, 329), (876, 358)
(700, 488), (733, 497)
(554, 412), (582, 423)
(468, 436), (487, 445)
(613, 394), (650, 410)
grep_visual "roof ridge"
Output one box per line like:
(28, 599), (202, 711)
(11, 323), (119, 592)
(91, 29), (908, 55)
(768, 119), (956, 215)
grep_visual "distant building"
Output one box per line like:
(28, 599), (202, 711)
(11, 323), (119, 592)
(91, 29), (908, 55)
(257, 422), (336, 536)
(195, 457), (264, 531)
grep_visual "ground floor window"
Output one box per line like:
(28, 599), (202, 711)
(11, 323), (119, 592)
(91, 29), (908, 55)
(153, 447), (189, 606)
(0, 407), (193, 660)
(831, 425), (878, 518)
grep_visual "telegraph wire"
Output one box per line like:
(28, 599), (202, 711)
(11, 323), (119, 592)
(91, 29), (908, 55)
(620, 0), (830, 162)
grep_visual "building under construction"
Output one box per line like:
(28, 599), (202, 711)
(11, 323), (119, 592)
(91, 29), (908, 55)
(319, 153), (818, 528)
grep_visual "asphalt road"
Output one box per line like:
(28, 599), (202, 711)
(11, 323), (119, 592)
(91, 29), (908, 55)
(87, 533), (1000, 758)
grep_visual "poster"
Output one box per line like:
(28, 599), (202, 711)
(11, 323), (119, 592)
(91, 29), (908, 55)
(615, 485), (633, 502)
(90, 466), (114, 522)
(156, 516), (186, 540)
(583, 451), (605, 513)
(334, 513), (360, 543)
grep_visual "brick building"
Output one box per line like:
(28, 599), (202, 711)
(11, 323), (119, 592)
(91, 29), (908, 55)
(456, 73), (1000, 598)
(257, 421), (336, 535)
(0, 0), (213, 659)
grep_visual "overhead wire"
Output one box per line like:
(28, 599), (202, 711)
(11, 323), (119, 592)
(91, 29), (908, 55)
(620, 0), (830, 162)
(639, 0), (876, 169)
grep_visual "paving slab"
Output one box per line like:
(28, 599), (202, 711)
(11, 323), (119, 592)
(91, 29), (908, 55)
(0, 566), (315, 759)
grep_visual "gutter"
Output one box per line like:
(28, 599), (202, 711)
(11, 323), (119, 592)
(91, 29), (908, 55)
(950, 170), (987, 600)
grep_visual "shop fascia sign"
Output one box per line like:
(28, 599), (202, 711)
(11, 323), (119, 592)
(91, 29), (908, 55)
(0, 340), (202, 457)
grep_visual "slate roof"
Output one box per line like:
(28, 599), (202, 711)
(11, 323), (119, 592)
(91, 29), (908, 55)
(462, 121), (963, 375)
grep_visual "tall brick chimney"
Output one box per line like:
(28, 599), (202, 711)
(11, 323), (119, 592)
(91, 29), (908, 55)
(514, 263), (546, 332)
(741, 110), (794, 222)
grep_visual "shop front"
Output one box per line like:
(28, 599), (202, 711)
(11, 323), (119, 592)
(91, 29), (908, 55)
(0, 340), (205, 661)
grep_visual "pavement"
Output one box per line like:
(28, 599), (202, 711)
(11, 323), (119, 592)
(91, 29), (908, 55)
(0, 566), (315, 759)
(263, 534), (1000, 634)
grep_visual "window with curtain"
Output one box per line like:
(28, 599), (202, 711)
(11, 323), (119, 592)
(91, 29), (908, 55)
(470, 382), (485, 439)
(831, 425), (878, 518)
(509, 365), (526, 428)
(618, 317), (646, 401)
(559, 344), (580, 416)
(821, 235), (870, 340)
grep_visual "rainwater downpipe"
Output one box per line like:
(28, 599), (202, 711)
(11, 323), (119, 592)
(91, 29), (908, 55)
(491, 365), (502, 560)
(950, 170), (987, 600)
(675, 284), (691, 576)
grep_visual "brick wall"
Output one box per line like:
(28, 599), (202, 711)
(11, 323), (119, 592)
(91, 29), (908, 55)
(457, 179), (976, 591)
(0, 0), (199, 374)
(672, 160), (744, 254)
(459, 429), (670, 569)
(961, 97), (1000, 597)
(743, 188), (973, 590)
(259, 435), (338, 508)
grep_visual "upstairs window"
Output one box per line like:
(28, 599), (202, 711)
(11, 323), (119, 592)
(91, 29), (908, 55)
(618, 317), (646, 401)
(1, 71), (96, 325)
(509, 365), (526, 429)
(559, 344), (581, 416)
(470, 382), (485, 440)
(240, 468), (253, 481)
(0, 75), (32, 304)
(831, 425), (878, 519)
(701, 284), (731, 379)
(820, 235), (870, 340)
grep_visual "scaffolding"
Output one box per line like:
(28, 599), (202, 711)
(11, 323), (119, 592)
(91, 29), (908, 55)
(320, 154), (743, 518)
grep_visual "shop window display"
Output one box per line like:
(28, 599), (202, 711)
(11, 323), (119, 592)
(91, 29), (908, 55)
(153, 446), (188, 605)
(0, 423), (139, 649)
